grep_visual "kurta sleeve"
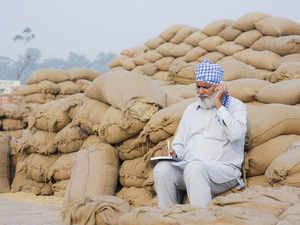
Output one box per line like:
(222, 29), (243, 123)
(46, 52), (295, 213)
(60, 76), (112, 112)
(216, 101), (247, 142)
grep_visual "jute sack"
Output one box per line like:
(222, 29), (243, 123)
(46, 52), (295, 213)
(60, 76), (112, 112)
(0, 135), (10, 192)
(269, 62), (300, 83)
(141, 50), (162, 63)
(116, 135), (147, 160)
(0, 104), (29, 120)
(75, 79), (91, 92)
(15, 80), (60, 96)
(152, 71), (172, 81)
(246, 135), (300, 177)
(2, 119), (26, 131)
(98, 106), (154, 144)
(52, 179), (69, 197)
(23, 128), (57, 155)
(199, 36), (225, 51)
(85, 70), (166, 111)
(246, 104), (300, 149)
(255, 79), (300, 105)
(139, 63), (157, 76)
(109, 55), (128, 68)
(28, 98), (78, 132)
(170, 26), (197, 44)
(183, 47), (207, 62)
(247, 175), (272, 187)
(233, 49), (281, 71)
(23, 93), (55, 104)
(58, 81), (80, 95)
(145, 36), (166, 49)
(160, 84), (195, 99)
(117, 187), (156, 207)
(159, 24), (185, 41)
(156, 43), (176, 56)
(48, 153), (75, 181)
(280, 53), (300, 64)
(255, 17), (300, 36)
(218, 26), (241, 41)
(119, 156), (153, 188)
(252, 35), (300, 56)
(71, 98), (109, 134)
(175, 62), (198, 81)
(202, 19), (233, 36)
(26, 69), (70, 84)
(278, 203), (300, 225)
(217, 58), (258, 81)
(24, 153), (59, 182)
(56, 124), (88, 153)
(132, 98), (195, 149)
(120, 45), (148, 58)
(233, 12), (270, 31)
(216, 42), (245, 55)
(132, 56), (148, 66)
(81, 135), (103, 149)
(169, 43), (193, 57)
(67, 68), (100, 81)
(154, 57), (174, 71)
(184, 30), (207, 46)
(61, 196), (131, 225)
(198, 51), (225, 63)
(120, 58), (136, 70)
(225, 78), (270, 102)
(234, 30), (263, 47)
(64, 143), (119, 204)
(265, 146), (300, 187)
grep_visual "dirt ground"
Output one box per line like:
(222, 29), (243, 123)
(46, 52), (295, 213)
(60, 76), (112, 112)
(0, 192), (63, 225)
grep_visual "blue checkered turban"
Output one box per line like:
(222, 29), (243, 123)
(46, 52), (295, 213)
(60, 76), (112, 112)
(195, 60), (230, 110)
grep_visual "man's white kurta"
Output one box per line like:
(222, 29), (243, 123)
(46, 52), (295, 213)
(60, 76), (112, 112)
(171, 96), (247, 186)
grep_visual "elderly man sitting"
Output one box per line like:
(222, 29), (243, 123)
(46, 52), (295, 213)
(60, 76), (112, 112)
(154, 60), (247, 208)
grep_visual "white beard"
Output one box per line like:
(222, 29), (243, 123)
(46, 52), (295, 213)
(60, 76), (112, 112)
(196, 92), (217, 109)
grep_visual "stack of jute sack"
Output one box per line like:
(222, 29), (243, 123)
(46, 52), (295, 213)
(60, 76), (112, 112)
(109, 12), (300, 85)
(14, 68), (100, 105)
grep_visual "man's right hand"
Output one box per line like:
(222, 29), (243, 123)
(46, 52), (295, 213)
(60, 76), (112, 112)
(162, 146), (177, 158)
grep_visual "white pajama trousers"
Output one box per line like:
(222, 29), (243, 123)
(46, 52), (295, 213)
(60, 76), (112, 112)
(154, 161), (238, 208)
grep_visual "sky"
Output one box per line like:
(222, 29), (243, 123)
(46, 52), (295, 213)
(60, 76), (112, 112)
(1, 0), (300, 60)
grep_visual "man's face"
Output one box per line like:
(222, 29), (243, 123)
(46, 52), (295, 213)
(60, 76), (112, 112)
(196, 81), (217, 99)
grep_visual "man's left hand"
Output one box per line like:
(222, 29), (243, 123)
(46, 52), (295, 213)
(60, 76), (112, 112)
(214, 83), (227, 109)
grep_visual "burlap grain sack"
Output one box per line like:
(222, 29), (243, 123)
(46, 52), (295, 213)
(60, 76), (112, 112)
(199, 36), (225, 51)
(2, 119), (26, 131)
(202, 19), (233, 36)
(255, 17), (300, 36)
(24, 153), (59, 182)
(71, 98), (109, 134)
(160, 24), (185, 41)
(48, 153), (75, 181)
(246, 135), (300, 176)
(145, 36), (166, 49)
(184, 30), (207, 46)
(154, 57), (174, 71)
(247, 175), (271, 187)
(218, 26), (242, 41)
(120, 45), (148, 58)
(216, 42), (245, 55)
(218, 58), (258, 81)
(141, 50), (162, 63)
(183, 47), (207, 62)
(169, 43), (193, 57)
(281, 53), (300, 64)
(139, 63), (157, 76)
(152, 71), (172, 81)
(28, 98), (78, 132)
(120, 58), (136, 70)
(174, 62), (198, 82)
(252, 35), (300, 56)
(67, 68), (100, 81)
(0, 104), (29, 120)
(234, 49), (281, 71)
(117, 187), (156, 207)
(52, 179), (69, 197)
(170, 26), (197, 44)
(265, 146), (300, 187)
(233, 12), (270, 31)
(132, 98), (195, 149)
(199, 51), (225, 63)
(109, 55), (128, 68)
(26, 69), (70, 84)
(225, 78), (270, 102)
(234, 30), (263, 47)
(256, 79), (300, 105)
(62, 196), (131, 225)
(132, 57), (148, 66)
(23, 93), (56, 104)
(156, 42), (176, 56)
(15, 80), (60, 96)
(64, 143), (119, 203)
(75, 79), (91, 92)
(58, 81), (80, 95)
(56, 124), (88, 153)
(119, 156), (153, 188)
(278, 203), (300, 225)
(246, 104), (300, 149)
(81, 135), (103, 149)
(98, 106), (154, 144)
(269, 62), (300, 83)
(116, 136), (146, 160)
(160, 84), (195, 99)
(0, 135), (10, 192)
